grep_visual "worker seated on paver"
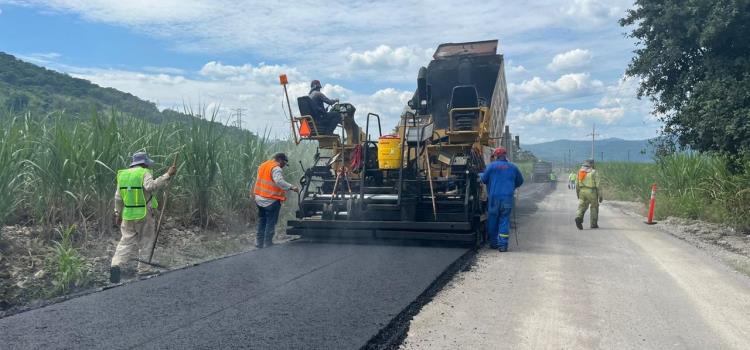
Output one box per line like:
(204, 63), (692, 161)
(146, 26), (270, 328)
(110, 151), (176, 283)
(575, 159), (603, 230)
(481, 147), (524, 252)
(308, 79), (340, 135)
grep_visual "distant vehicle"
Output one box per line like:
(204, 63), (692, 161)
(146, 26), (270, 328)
(532, 161), (553, 183)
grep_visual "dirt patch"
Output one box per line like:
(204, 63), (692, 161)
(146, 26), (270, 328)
(608, 200), (750, 276)
(0, 221), (295, 316)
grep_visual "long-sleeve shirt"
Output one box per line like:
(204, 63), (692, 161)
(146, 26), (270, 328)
(480, 160), (524, 199)
(255, 166), (293, 207)
(115, 170), (171, 215)
(309, 90), (335, 114)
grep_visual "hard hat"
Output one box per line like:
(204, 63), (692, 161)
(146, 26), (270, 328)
(583, 158), (594, 166)
(129, 151), (154, 167)
(492, 147), (507, 158)
(273, 153), (289, 163)
(310, 80), (322, 90)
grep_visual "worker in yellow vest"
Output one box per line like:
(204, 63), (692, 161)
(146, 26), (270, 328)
(110, 152), (176, 283)
(253, 153), (299, 248)
(575, 159), (602, 230)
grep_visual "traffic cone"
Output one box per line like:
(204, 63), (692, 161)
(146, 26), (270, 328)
(299, 118), (311, 137)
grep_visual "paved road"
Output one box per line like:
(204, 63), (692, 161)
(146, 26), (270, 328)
(402, 182), (750, 349)
(0, 241), (468, 349)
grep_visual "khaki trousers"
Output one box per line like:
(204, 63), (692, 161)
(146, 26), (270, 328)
(576, 187), (599, 226)
(111, 211), (157, 273)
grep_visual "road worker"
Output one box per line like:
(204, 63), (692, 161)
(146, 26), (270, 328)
(575, 159), (602, 229)
(110, 151), (176, 283)
(254, 153), (299, 248)
(309, 79), (340, 134)
(481, 147), (524, 252)
(549, 172), (557, 189)
(568, 171), (576, 189)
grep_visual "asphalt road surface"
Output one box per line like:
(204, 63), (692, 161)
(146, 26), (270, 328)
(402, 182), (750, 349)
(0, 241), (469, 349)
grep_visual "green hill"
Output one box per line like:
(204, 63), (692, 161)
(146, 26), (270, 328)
(0, 52), (189, 123)
(523, 138), (655, 165)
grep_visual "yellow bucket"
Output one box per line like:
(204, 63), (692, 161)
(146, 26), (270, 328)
(378, 135), (402, 170)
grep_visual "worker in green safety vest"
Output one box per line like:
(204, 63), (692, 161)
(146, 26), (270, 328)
(575, 159), (602, 230)
(110, 151), (176, 283)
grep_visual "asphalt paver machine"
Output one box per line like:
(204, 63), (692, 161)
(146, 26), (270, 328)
(281, 40), (509, 245)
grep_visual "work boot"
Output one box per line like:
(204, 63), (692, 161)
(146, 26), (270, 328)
(591, 224), (599, 229)
(109, 266), (121, 284)
(498, 245), (508, 252)
(575, 218), (583, 230)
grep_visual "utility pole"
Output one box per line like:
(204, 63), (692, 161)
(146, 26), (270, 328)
(232, 108), (246, 129)
(586, 123), (600, 160)
(627, 149), (631, 162)
(600, 151), (604, 162)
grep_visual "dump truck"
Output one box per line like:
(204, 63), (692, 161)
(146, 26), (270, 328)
(280, 40), (509, 245)
(532, 161), (553, 183)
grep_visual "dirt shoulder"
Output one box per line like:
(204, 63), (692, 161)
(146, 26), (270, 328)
(607, 200), (750, 276)
(0, 221), (295, 317)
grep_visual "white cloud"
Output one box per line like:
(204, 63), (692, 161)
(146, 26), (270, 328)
(16, 52), (62, 64)
(547, 49), (592, 71)
(510, 73), (604, 100)
(516, 106), (625, 127)
(62, 62), (412, 138)
(142, 66), (185, 75)
(509, 65), (528, 73)
(198, 61), (301, 82)
(562, 0), (629, 25)
(347, 45), (432, 70)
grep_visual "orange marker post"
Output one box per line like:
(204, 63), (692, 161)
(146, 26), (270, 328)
(279, 74), (299, 144)
(645, 183), (657, 225)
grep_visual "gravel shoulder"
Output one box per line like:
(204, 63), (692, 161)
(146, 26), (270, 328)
(607, 200), (750, 277)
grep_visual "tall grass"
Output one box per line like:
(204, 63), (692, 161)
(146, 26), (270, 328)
(0, 115), (26, 236)
(0, 109), (300, 234)
(598, 154), (750, 231)
(49, 225), (89, 294)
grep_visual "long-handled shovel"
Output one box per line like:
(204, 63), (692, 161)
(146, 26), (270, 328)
(147, 151), (179, 265)
(423, 151), (437, 221)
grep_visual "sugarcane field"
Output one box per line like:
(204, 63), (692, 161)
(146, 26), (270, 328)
(1, 1), (750, 349)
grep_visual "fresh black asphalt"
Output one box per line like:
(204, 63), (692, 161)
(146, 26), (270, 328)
(0, 241), (467, 349)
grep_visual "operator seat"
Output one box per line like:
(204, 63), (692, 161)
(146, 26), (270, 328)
(297, 96), (336, 135)
(448, 85), (479, 131)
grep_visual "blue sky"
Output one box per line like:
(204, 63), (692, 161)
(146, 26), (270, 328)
(0, 0), (660, 143)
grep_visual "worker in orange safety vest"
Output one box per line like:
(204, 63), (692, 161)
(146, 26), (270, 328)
(253, 153), (299, 248)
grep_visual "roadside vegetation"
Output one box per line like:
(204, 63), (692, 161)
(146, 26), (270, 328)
(0, 109), (310, 310)
(597, 154), (750, 232)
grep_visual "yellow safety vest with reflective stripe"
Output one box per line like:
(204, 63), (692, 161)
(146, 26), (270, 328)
(253, 160), (286, 201)
(117, 167), (158, 221)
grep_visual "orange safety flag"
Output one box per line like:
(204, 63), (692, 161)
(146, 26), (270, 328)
(578, 169), (588, 182)
(299, 118), (312, 137)
(253, 160), (287, 201)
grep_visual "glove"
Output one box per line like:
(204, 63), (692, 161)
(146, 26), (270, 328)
(114, 212), (122, 227)
(598, 196), (603, 203)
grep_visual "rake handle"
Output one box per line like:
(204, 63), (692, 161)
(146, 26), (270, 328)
(148, 151), (179, 264)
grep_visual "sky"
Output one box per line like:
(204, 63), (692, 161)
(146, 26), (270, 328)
(0, 0), (660, 143)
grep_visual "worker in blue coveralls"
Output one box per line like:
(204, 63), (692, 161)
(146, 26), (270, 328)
(481, 147), (524, 252)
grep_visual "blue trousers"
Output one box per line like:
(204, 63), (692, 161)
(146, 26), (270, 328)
(487, 197), (513, 248)
(256, 201), (281, 248)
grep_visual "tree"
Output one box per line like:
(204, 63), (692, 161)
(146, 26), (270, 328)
(621, 0), (750, 157)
